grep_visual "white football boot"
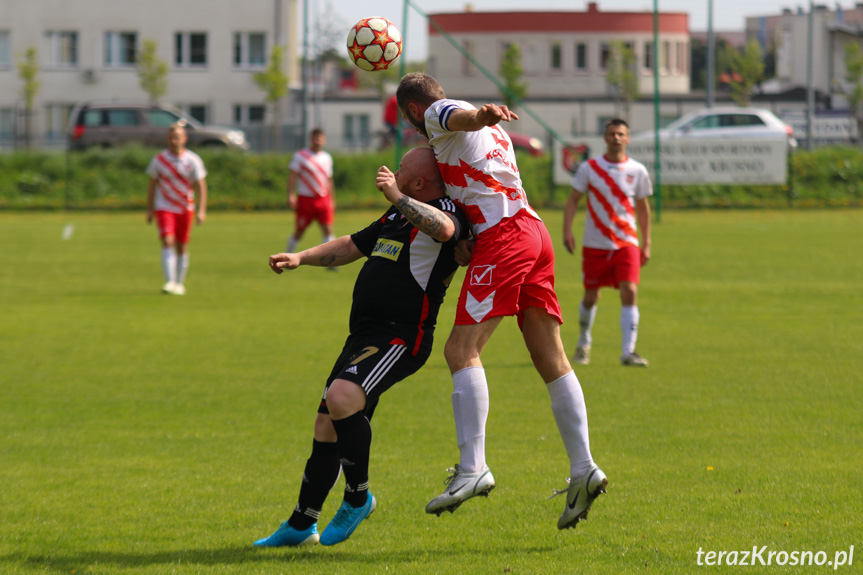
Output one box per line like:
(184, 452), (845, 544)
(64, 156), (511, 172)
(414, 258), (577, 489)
(425, 465), (495, 515)
(555, 466), (608, 530)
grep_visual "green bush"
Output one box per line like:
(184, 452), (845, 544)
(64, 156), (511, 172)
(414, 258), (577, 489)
(1, 146), (861, 210)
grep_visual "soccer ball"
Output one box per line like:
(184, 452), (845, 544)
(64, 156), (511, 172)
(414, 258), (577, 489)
(347, 17), (402, 72)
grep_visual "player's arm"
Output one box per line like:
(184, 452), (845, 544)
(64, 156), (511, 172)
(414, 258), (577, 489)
(563, 188), (584, 254)
(146, 178), (157, 223)
(269, 235), (362, 274)
(195, 178), (207, 224)
(445, 104), (518, 132)
(375, 166), (455, 242)
(635, 197), (651, 265)
(287, 171), (298, 209)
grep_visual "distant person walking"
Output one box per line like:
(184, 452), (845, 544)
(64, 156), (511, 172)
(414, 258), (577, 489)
(146, 122), (208, 295)
(286, 128), (335, 253)
(563, 118), (652, 366)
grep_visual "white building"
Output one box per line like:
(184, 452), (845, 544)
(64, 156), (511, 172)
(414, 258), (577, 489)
(427, 3), (691, 99)
(0, 0), (300, 148)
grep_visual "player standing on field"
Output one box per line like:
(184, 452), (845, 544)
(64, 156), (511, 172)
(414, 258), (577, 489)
(563, 118), (653, 367)
(286, 128), (336, 253)
(145, 122), (208, 296)
(255, 148), (469, 548)
(396, 72), (607, 530)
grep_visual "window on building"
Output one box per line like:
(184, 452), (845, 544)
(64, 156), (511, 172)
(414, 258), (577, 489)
(0, 31), (10, 68)
(104, 32), (137, 67)
(0, 108), (13, 139)
(575, 43), (587, 71)
(44, 104), (75, 139)
(234, 104), (265, 124)
(550, 41), (562, 72)
(183, 104), (208, 124)
(643, 41), (653, 71)
(343, 113), (370, 149)
(234, 32), (266, 68)
(662, 40), (671, 73)
(522, 43), (538, 74)
(175, 32), (207, 67)
(677, 41), (687, 74)
(600, 43), (611, 70)
(461, 39), (475, 76)
(45, 31), (78, 67)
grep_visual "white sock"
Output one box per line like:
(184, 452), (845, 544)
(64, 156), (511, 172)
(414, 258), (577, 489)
(451, 367), (489, 474)
(161, 248), (177, 284)
(577, 302), (597, 348)
(621, 305), (639, 355)
(287, 236), (298, 252)
(176, 253), (190, 285)
(547, 371), (594, 478)
(323, 234), (334, 244)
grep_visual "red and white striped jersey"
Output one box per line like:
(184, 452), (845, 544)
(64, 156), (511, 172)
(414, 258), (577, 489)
(424, 99), (540, 236)
(289, 148), (333, 198)
(571, 155), (652, 250)
(146, 149), (207, 214)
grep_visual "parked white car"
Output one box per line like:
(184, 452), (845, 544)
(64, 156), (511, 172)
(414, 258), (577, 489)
(632, 107), (797, 151)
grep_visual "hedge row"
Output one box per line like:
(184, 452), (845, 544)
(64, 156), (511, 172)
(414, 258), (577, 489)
(1, 145), (862, 210)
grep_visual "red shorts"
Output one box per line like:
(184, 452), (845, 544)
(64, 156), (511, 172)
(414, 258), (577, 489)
(455, 210), (563, 328)
(582, 245), (641, 290)
(156, 210), (193, 244)
(295, 195), (334, 233)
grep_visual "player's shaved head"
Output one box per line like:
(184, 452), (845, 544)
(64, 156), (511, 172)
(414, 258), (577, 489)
(398, 147), (444, 202)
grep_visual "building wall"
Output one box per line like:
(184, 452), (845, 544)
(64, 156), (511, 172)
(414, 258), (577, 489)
(426, 7), (690, 99)
(0, 0), (299, 145)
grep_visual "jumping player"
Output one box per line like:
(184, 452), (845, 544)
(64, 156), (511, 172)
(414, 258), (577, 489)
(286, 128), (335, 253)
(563, 118), (652, 367)
(145, 122), (208, 295)
(396, 72), (606, 530)
(255, 148), (469, 547)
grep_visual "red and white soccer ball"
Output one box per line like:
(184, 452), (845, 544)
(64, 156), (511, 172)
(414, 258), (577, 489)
(346, 17), (402, 72)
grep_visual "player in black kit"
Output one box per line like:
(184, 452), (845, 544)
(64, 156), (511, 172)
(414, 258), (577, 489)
(256, 147), (469, 548)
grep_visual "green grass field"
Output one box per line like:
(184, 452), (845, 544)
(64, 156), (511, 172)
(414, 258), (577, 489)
(1, 209), (861, 574)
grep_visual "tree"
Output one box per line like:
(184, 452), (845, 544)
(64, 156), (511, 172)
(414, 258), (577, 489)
(498, 43), (527, 110)
(606, 41), (639, 121)
(17, 47), (39, 149)
(729, 39), (764, 106)
(254, 44), (289, 151)
(844, 42), (863, 145)
(137, 39), (168, 104)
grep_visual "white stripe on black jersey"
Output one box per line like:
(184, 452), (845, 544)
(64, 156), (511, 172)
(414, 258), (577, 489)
(360, 343), (407, 395)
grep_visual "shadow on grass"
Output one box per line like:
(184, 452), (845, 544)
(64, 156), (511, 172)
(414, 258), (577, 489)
(3, 543), (483, 571)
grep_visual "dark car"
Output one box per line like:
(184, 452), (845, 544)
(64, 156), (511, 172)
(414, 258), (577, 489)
(68, 102), (249, 151)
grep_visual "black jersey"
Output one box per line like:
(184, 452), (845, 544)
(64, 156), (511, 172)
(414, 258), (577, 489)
(349, 197), (468, 356)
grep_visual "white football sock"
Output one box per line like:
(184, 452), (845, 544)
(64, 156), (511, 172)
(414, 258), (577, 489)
(547, 371), (594, 478)
(577, 302), (597, 348)
(287, 236), (298, 253)
(621, 305), (639, 355)
(451, 366), (489, 474)
(176, 253), (190, 285)
(323, 234), (334, 245)
(161, 247), (177, 283)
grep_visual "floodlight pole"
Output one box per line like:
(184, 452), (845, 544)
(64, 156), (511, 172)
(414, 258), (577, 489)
(653, 0), (662, 222)
(706, 0), (715, 108)
(806, 0), (815, 150)
(301, 0), (309, 147)
(395, 0), (409, 166)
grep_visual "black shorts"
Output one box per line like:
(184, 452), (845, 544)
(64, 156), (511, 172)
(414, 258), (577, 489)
(318, 331), (430, 420)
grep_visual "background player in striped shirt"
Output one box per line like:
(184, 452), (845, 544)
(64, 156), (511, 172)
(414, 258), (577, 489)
(145, 123), (208, 295)
(563, 118), (653, 367)
(255, 148), (469, 548)
(397, 73), (606, 531)
(286, 128), (336, 254)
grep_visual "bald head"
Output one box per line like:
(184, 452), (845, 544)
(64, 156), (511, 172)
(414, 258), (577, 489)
(396, 147), (445, 202)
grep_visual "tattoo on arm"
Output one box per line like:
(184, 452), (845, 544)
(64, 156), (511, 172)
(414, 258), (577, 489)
(319, 254), (336, 266)
(318, 243), (353, 267)
(395, 196), (445, 237)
